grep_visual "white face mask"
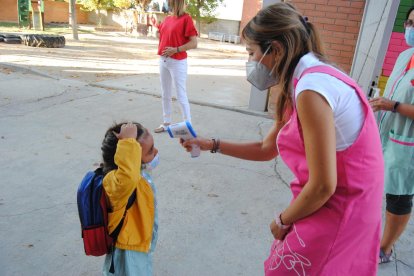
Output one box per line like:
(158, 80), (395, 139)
(141, 153), (160, 171)
(405, 27), (414, 47)
(246, 45), (278, 91)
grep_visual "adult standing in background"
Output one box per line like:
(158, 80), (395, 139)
(152, 0), (198, 133)
(369, 6), (414, 264)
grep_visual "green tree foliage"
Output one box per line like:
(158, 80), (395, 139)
(133, 0), (152, 12)
(113, 0), (133, 9)
(78, 0), (114, 26)
(78, 0), (114, 11)
(186, 0), (224, 34)
(112, 0), (134, 33)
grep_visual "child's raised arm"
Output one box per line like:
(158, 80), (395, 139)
(105, 122), (141, 211)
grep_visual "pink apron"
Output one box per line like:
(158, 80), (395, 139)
(265, 66), (384, 275)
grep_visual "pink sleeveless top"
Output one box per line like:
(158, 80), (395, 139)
(264, 66), (384, 275)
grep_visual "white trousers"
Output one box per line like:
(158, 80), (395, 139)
(159, 57), (191, 124)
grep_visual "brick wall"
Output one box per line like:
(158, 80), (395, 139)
(239, 0), (365, 74)
(200, 19), (240, 38)
(0, 0), (18, 22)
(383, 32), (410, 77)
(44, 1), (88, 24)
(239, 0), (262, 37)
(0, 0), (88, 24)
(293, 0), (365, 73)
(377, 0), (413, 93)
(378, 75), (389, 92)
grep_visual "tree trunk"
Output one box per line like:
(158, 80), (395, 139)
(123, 11), (128, 34)
(97, 10), (102, 27)
(197, 18), (201, 37)
(196, 1), (202, 37)
(69, 0), (78, 40)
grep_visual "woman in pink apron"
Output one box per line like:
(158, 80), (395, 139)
(181, 3), (384, 275)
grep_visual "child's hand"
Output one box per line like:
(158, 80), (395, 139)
(113, 122), (137, 140)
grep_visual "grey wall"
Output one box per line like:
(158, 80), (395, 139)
(87, 11), (239, 38)
(88, 10), (129, 28)
(200, 19), (241, 37)
(351, 0), (400, 94)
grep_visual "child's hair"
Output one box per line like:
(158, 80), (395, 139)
(101, 122), (146, 174)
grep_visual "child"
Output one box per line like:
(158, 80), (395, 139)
(101, 121), (159, 275)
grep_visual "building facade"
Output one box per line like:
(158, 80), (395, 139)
(0, 0), (88, 24)
(240, 0), (365, 74)
(377, 0), (413, 92)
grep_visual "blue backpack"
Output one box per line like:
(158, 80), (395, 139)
(77, 166), (136, 273)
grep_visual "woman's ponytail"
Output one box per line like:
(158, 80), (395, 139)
(307, 22), (325, 58)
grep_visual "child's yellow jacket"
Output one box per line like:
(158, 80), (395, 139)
(103, 138), (155, 253)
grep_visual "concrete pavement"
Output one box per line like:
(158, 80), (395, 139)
(0, 34), (413, 276)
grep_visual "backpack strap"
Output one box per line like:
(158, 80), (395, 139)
(89, 167), (104, 225)
(108, 191), (136, 240)
(108, 188), (136, 274)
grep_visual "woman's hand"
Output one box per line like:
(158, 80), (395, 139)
(150, 16), (157, 26)
(270, 219), (290, 240)
(180, 137), (213, 152)
(369, 97), (395, 112)
(162, 46), (179, 57)
(113, 122), (137, 140)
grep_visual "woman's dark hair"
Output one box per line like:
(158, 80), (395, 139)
(101, 122), (146, 174)
(242, 2), (326, 123)
(406, 6), (414, 20)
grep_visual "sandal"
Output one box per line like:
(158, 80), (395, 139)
(154, 123), (170, 133)
(379, 249), (393, 264)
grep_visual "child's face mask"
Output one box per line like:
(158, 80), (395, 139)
(141, 153), (160, 171)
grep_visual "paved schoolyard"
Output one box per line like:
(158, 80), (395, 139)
(0, 33), (413, 275)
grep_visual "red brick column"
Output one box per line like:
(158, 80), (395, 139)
(293, 0), (365, 73)
(239, 0), (262, 37)
(0, 0), (89, 24)
(0, 0), (18, 22)
(239, 0), (365, 73)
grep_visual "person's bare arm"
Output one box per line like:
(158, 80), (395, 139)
(150, 16), (160, 29)
(369, 97), (414, 120)
(218, 122), (280, 161)
(396, 102), (414, 119)
(179, 36), (197, 51)
(182, 121), (281, 161)
(280, 90), (337, 224)
(162, 36), (198, 57)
